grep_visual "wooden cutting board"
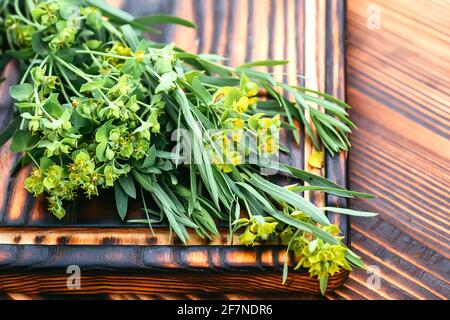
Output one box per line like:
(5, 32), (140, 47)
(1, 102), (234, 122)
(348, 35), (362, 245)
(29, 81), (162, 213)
(0, 0), (349, 295)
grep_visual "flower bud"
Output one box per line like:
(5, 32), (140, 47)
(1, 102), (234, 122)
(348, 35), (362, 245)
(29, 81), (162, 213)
(28, 119), (40, 132)
(105, 148), (115, 160)
(245, 82), (259, 97)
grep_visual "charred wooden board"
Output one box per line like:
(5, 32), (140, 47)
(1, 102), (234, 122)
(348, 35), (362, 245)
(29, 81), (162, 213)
(327, 0), (450, 300)
(0, 0), (350, 296)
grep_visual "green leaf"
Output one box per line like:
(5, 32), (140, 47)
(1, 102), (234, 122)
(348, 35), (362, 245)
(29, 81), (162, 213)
(191, 77), (212, 105)
(142, 145), (157, 168)
(278, 83), (321, 149)
(249, 174), (330, 225)
(223, 87), (243, 108)
(262, 82), (300, 145)
(281, 164), (375, 199)
(122, 58), (144, 79)
(155, 71), (178, 93)
(198, 54), (227, 61)
(238, 60), (289, 69)
(184, 70), (204, 84)
(320, 276), (328, 295)
(31, 32), (48, 55)
(80, 79), (105, 92)
(10, 130), (38, 152)
(87, 0), (134, 23)
(323, 207), (378, 217)
(200, 76), (239, 87)
(132, 169), (155, 192)
(282, 253), (289, 285)
(134, 14), (196, 28)
(153, 183), (190, 243)
(309, 239), (319, 253)
(236, 69), (276, 85)
(60, 3), (80, 19)
(5, 49), (34, 60)
(248, 113), (264, 131)
(234, 201), (241, 222)
(9, 83), (33, 102)
(95, 120), (115, 143)
(345, 249), (366, 269)
(236, 182), (337, 244)
(288, 185), (375, 199)
(120, 24), (139, 50)
(296, 87), (352, 109)
(95, 142), (108, 161)
(175, 90), (220, 207)
(114, 183), (129, 220)
(42, 93), (64, 118)
(0, 117), (22, 149)
(40, 157), (54, 171)
(118, 175), (136, 199)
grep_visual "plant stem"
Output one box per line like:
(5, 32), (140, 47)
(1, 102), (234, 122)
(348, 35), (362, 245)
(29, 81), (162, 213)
(77, 49), (131, 60)
(55, 63), (83, 98)
(54, 56), (93, 82)
(140, 186), (155, 236)
(27, 152), (40, 167)
(19, 54), (39, 84)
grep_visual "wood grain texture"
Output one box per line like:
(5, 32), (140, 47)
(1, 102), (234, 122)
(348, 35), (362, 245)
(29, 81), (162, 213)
(0, 244), (349, 295)
(327, 0), (450, 300)
(325, 0), (350, 238)
(0, 0), (350, 297)
(2, 0), (447, 301)
(0, 227), (238, 245)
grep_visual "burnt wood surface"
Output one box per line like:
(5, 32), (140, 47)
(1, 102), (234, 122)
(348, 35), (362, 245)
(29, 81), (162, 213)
(328, 0), (450, 300)
(1, 0), (448, 300)
(0, 0), (350, 297)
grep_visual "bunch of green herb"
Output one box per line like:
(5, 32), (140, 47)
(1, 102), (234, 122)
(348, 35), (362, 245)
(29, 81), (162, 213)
(0, 0), (377, 294)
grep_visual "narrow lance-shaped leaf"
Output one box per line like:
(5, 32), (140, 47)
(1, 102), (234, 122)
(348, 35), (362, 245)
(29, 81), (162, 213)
(249, 174), (330, 225)
(238, 60), (289, 69)
(87, 0), (134, 23)
(114, 183), (129, 221)
(134, 14), (196, 28)
(237, 182), (337, 244)
(118, 175), (137, 199)
(281, 164), (375, 199)
(323, 207), (378, 217)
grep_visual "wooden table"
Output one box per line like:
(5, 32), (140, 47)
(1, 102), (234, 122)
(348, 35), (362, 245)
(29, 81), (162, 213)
(1, 0), (449, 300)
(338, 0), (449, 300)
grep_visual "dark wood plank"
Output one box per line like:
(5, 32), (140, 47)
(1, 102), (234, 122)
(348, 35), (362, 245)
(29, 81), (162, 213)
(325, 0), (350, 239)
(0, 244), (349, 295)
(334, 0), (450, 300)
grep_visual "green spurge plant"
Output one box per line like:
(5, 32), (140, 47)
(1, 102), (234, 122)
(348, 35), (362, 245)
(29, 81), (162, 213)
(0, 0), (378, 294)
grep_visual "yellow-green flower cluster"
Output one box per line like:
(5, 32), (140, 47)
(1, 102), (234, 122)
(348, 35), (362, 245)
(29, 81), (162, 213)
(31, 2), (60, 26)
(249, 113), (281, 156)
(18, 41), (162, 220)
(4, 16), (35, 47)
(292, 235), (352, 280)
(209, 75), (281, 173)
(105, 42), (133, 68)
(237, 210), (352, 285)
(25, 163), (75, 219)
(236, 215), (279, 245)
(24, 149), (132, 219)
